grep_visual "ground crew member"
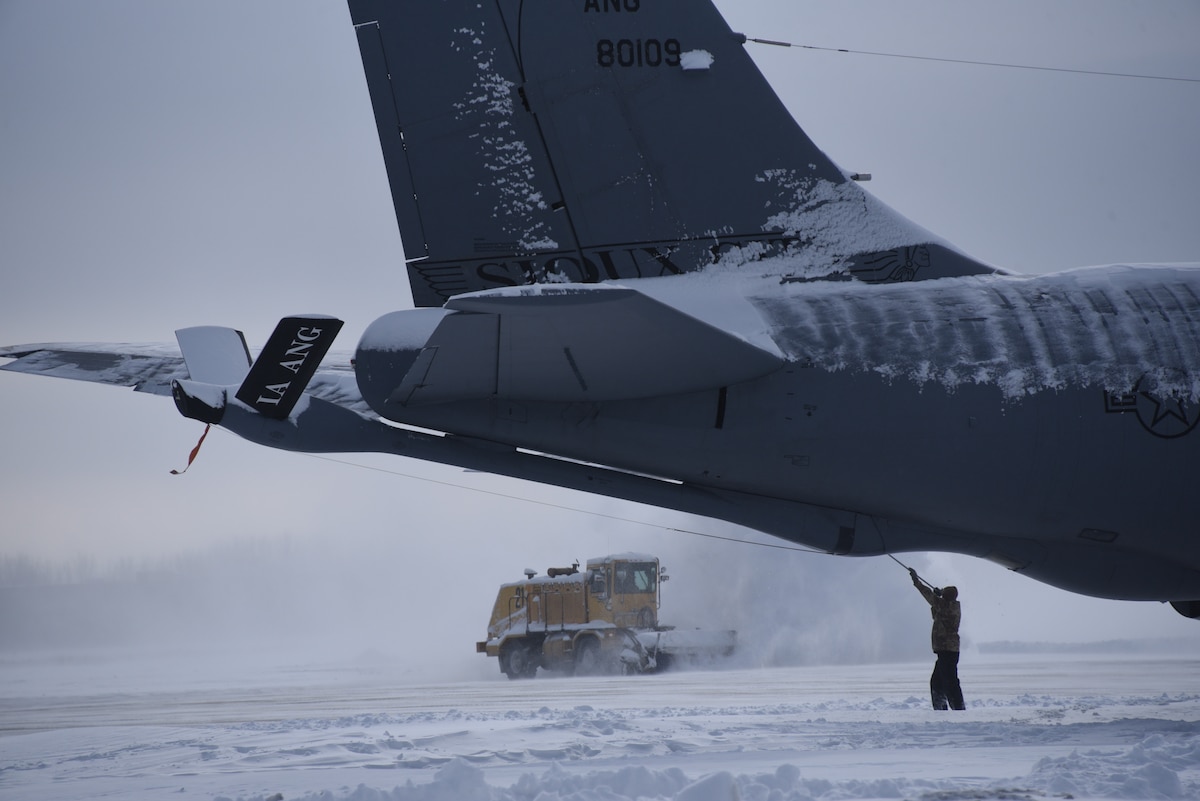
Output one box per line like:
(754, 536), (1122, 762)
(910, 568), (965, 710)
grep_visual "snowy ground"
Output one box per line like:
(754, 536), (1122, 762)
(2, 649), (1198, 801)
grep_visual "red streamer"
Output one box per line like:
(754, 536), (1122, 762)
(170, 424), (211, 475)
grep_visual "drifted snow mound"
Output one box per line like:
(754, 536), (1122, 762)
(1028, 732), (1198, 800)
(242, 730), (1200, 801)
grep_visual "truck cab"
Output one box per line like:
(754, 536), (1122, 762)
(585, 555), (661, 629)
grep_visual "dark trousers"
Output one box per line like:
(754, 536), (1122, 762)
(930, 650), (965, 710)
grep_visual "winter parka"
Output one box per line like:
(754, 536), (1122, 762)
(914, 582), (961, 653)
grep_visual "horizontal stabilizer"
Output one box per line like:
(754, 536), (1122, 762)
(234, 316), (344, 419)
(175, 326), (251, 385)
(0, 342), (186, 395)
(394, 285), (782, 404)
(2, 339), (372, 415)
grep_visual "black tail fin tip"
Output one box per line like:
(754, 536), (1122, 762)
(348, 0), (994, 307)
(235, 316), (344, 419)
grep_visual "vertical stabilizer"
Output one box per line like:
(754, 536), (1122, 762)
(348, 0), (993, 307)
(235, 316), (344, 419)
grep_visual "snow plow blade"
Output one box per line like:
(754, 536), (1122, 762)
(629, 628), (737, 672)
(636, 628), (737, 657)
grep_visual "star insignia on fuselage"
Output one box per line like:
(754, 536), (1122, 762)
(1134, 378), (1199, 439)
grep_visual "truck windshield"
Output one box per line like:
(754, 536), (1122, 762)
(613, 562), (657, 594)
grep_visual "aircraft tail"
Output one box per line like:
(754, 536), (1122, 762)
(348, 0), (993, 307)
(172, 316), (344, 424)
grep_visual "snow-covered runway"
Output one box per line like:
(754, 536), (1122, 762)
(2, 651), (1197, 800)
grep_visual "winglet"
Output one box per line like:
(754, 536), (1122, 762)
(175, 326), (251, 385)
(233, 316), (344, 419)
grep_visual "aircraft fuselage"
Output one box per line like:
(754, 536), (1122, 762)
(355, 265), (1200, 602)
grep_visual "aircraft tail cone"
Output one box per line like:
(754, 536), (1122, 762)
(172, 379), (227, 425)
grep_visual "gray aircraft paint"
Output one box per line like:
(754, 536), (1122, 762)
(347, 0), (992, 306)
(2, 0), (1198, 610)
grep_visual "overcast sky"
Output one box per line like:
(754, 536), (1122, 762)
(2, 0), (1199, 654)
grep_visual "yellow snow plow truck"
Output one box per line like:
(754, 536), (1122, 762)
(477, 554), (736, 679)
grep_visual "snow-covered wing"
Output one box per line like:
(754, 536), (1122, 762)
(0, 343), (188, 396)
(0, 343), (373, 416)
(302, 362), (372, 417)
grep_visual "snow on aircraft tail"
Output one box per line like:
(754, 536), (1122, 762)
(347, 0), (995, 308)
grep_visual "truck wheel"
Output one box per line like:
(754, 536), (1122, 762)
(501, 642), (536, 679)
(574, 637), (607, 676)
